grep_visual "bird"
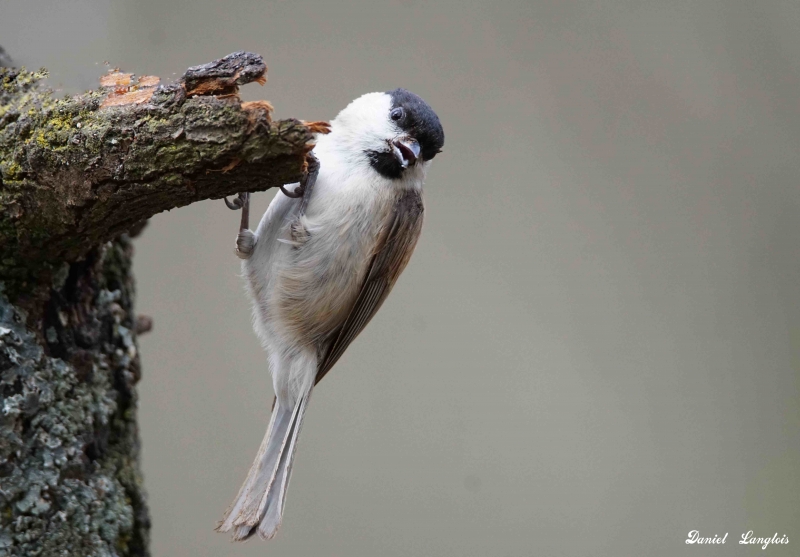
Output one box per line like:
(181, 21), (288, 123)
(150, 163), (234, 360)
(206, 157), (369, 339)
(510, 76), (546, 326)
(216, 88), (444, 541)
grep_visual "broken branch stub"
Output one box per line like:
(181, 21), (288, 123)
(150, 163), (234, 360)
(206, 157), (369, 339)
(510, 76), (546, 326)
(182, 51), (267, 96)
(0, 51), (324, 298)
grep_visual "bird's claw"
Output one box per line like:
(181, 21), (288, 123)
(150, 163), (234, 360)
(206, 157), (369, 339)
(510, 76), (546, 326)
(280, 184), (304, 198)
(279, 153), (321, 203)
(225, 193), (247, 210)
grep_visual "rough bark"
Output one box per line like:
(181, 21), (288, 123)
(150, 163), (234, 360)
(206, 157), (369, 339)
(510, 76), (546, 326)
(0, 51), (325, 557)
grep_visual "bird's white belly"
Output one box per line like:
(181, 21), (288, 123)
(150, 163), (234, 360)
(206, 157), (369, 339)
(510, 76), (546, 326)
(270, 185), (393, 347)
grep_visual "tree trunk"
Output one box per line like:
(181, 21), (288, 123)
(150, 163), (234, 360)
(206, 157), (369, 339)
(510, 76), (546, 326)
(0, 51), (324, 557)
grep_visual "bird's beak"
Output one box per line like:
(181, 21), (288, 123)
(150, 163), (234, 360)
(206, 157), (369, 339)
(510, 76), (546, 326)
(391, 137), (421, 168)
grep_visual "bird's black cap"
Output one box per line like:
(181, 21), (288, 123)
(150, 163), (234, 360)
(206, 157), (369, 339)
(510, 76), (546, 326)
(387, 88), (444, 161)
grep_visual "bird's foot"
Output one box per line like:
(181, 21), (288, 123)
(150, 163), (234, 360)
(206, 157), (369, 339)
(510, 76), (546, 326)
(280, 183), (304, 198)
(225, 192), (254, 258)
(224, 192), (248, 210)
(278, 152), (321, 208)
(235, 228), (256, 259)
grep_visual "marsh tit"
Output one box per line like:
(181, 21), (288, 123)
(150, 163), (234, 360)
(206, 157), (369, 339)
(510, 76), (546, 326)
(216, 89), (444, 541)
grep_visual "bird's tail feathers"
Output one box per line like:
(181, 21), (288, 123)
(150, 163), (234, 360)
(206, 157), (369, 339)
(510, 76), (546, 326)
(216, 389), (312, 541)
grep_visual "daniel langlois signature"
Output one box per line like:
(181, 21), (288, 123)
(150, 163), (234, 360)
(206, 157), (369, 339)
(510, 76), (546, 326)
(686, 530), (790, 550)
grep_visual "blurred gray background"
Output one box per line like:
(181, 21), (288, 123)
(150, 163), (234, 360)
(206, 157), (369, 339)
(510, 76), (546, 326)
(2, 1), (798, 555)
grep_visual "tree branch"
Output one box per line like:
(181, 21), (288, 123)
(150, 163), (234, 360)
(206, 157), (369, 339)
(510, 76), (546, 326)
(0, 50), (332, 557)
(0, 51), (327, 297)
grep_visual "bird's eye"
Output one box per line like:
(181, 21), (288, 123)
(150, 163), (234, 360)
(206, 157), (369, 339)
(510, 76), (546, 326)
(390, 107), (404, 121)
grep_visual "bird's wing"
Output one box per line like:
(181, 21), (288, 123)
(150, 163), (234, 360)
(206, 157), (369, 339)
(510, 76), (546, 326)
(315, 189), (424, 384)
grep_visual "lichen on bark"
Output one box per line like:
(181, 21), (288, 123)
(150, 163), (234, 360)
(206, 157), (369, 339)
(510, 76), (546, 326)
(1, 237), (148, 557)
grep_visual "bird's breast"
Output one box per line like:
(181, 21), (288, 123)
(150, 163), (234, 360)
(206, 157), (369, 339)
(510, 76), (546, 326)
(271, 180), (395, 345)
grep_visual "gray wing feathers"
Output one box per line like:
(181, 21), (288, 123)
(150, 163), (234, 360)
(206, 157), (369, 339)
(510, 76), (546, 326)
(317, 279), (389, 381)
(316, 190), (424, 384)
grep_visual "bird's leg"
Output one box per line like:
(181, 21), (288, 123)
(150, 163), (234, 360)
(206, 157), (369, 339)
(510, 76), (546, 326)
(298, 153), (320, 215)
(278, 152), (321, 210)
(238, 191), (250, 232)
(225, 152), (320, 258)
(224, 192), (256, 259)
